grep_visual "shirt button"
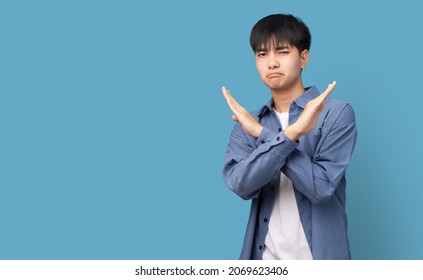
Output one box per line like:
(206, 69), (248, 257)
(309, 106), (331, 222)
(263, 218), (268, 223)
(278, 127), (282, 132)
(259, 245), (263, 250)
(276, 136), (280, 141)
(261, 140), (265, 144)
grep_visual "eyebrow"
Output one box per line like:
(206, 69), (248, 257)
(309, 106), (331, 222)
(256, 45), (290, 52)
(275, 45), (290, 51)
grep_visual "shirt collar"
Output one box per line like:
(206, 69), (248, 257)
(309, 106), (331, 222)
(257, 86), (320, 117)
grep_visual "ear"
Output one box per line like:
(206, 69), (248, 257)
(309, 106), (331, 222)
(300, 49), (309, 70)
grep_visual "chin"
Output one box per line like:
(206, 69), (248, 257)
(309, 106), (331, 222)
(267, 83), (286, 91)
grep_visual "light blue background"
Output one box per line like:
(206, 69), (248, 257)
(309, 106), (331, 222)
(1, 0), (422, 259)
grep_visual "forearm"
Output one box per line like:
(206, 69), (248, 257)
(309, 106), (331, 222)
(282, 151), (341, 204)
(282, 121), (357, 204)
(223, 126), (298, 200)
(283, 125), (301, 142)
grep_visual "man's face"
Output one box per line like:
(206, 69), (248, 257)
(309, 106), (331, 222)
(255, 41), (309, 92)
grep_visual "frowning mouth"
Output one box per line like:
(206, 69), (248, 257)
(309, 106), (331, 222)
(267, 72), (282, 78)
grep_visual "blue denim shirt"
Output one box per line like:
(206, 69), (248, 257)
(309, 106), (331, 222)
(222, 86), (357, 260)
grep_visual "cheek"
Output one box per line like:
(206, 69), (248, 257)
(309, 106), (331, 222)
(255, 61), (267, 78)
(286, 58), (302, 73)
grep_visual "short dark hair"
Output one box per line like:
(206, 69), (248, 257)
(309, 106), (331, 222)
(250, 14), (311, 53)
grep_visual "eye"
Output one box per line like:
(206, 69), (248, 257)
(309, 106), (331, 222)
(256, 52), (266, 57)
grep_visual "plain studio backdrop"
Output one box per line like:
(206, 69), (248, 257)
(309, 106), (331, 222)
(1, 0), (422, 259)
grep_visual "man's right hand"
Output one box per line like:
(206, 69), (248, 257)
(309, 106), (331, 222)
(221, 86), (264, 139)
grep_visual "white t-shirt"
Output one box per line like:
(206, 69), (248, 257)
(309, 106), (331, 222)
(262, 111), (313, 260)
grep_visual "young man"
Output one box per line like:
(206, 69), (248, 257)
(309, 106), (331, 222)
(221, 14), (357, 260)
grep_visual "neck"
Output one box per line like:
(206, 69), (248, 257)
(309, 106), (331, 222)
(271, 82), (305, 113)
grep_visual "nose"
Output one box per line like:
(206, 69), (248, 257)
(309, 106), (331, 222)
(267, 52), (279, 69)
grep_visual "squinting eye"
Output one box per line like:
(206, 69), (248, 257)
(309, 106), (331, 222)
(257, 52), (266, 57)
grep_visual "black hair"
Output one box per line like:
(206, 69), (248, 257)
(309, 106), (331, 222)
(250, 14), (311, 53)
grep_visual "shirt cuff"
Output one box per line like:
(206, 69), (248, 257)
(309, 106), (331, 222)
(256, 126), (276, 146)
(256, 127), (298, 155)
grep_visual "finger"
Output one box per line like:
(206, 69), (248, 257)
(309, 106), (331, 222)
(231, 115), (239, 122)
(320, 81), (337, 100)
(308, 81), (336, 113)
(222, 87), (244, 111)
(221, 86), (237, 112)
(221, 86), (231, 101)
(222, 86), (245, 114)
(222, 86), (237, 107)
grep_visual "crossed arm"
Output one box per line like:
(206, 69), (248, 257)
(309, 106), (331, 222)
(221, 82), (337, 141)
(221, 82), (356, 202)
